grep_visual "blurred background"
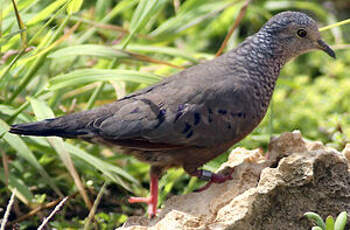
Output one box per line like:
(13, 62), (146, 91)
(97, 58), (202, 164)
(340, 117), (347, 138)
(0, 0), (349, 228)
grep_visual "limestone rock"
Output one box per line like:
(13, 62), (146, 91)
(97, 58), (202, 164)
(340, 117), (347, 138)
(120, 131), (350, 230)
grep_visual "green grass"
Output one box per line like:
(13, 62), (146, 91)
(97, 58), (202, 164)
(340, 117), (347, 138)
(0, 0), (349, 228)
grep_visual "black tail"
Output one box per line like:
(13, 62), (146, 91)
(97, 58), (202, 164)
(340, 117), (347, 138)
(9, 118), (89, 138)
(10, 119), (53, 136)
(9, 104), (115, 138)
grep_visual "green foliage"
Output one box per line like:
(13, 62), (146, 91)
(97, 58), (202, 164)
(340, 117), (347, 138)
(0, 0), (349, 228)
(304, 211), (348, 230)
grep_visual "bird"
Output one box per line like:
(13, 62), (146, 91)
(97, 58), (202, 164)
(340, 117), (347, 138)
(9, 11), (335, 217)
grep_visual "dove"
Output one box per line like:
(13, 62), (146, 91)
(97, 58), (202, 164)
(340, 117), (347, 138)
(10, 11), (335, 217)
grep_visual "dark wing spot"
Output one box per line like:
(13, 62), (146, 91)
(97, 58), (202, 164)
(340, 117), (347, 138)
(182, 122), (191, 134)
(208, 108), (213, 123)
(174, 104), (185, 123)
(154, 108), (166, 129)
(131, 107), (140, 113)
(139, 98), (163, 116)
(174, 113), (182, 122)
(186, 130), (193, 139)
(194, 112), (201, 125)
(159, 108), (166, 116)
(231, 112), (246, 118)
(218, 109), (227, 115)
(227, 124), (231, 129)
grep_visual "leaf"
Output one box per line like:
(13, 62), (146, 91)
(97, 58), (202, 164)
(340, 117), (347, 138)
(159, 169), (184, 203)
(0, 119), (62, 196)
(334, 211), (347, 230)
(304, 212), (326, 229)
(76, 0), (138, 44)
(125, 44), (200, 63)
(0, 104), (31, 122)
(29, 98), (55, 119)
(3, 0), (36, 18)
(64, 143), (138, 191)
(27, 0), (68, 25)
(129, 0), (167, 30)
(19, 134), (139, 191)
(48, 44), (183, 69)
(48, 44), (130, 59)
(325, 215), (335, 230)
(150, 0), (232, 38)
(123, 0), (167, 46)
(67, 0), (83, 14)
(264, 1), (328, 19)
(30, 98), (92, 208)
(47, 69), (162, 91)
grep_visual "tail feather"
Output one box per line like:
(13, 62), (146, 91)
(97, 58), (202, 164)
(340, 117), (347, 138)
(9, 118), (89, 138)
(9, 103), (116, 138)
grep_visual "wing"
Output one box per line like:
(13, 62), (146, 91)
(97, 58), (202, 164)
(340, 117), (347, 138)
(96, 71), (256, 149)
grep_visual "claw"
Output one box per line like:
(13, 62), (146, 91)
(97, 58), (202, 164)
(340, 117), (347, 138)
(192, 167), (234, 192)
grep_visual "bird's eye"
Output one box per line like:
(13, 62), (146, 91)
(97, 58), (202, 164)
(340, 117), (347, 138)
(297, 29), (307, 38)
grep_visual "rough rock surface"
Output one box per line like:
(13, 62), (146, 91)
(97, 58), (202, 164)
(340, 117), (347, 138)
(119, 131), (350, 230)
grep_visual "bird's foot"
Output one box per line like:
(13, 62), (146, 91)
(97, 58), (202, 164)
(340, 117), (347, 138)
(128, 196), (157, 218)
(128, 169), (159, 218)
(192, 168), (234, 192)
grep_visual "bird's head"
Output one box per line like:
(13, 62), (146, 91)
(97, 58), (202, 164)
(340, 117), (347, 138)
(259, 11), (335, 61)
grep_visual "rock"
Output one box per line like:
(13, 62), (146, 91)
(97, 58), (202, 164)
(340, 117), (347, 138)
(342, 143), (350, 162)
(119, 131), (350, 230)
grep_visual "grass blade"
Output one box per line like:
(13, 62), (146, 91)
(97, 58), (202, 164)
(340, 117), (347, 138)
(77, 0), (137, 44)
(48, 44), (130, 59)
(125, 44), (200, 63)
(48, 68), (162, 91)
(48, 44), (183, 68)
(320, 18), (350, 32)
(27, 0), (68, 25)
(150, 0), (232, 38)
(0, 169), (33, 205)
(30, 98), (92, 209)
(0, 118), (63, 196)
(64, 142), (138, 191)
(83, 182), (107, 230)
(67, 0), (83, 15)
(122, 0), (167, 47)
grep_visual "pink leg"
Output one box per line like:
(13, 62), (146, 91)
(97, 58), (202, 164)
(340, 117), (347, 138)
(191, 168), (234, 192)
(128, 170), (159, 218)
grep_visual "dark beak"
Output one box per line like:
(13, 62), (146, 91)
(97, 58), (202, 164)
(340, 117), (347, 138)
(317, 40), (336, 59)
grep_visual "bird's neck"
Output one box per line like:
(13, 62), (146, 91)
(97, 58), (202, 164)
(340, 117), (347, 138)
(225, 32), (290, 115)
(231, 32), (288, 83)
